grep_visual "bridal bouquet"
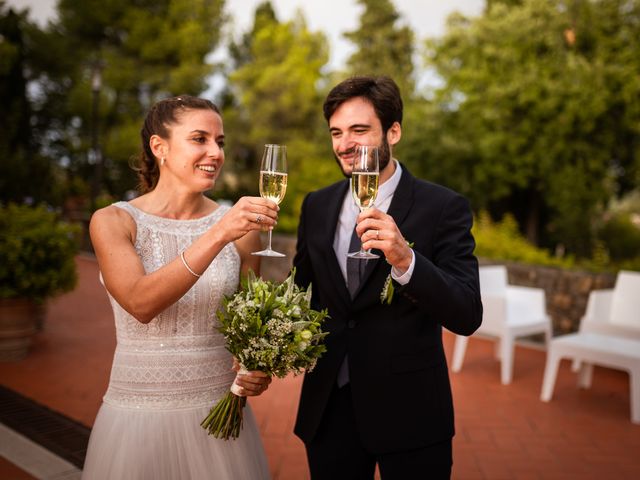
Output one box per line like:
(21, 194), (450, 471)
(201, 269), (328, 440)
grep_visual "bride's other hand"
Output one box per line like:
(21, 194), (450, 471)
(232, 358), (272, 397)
(234, 370), (272, 397)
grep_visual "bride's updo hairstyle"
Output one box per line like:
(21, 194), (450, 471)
(134, 95), (221, 193)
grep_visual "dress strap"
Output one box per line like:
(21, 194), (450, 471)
(112, 201), (141, 221)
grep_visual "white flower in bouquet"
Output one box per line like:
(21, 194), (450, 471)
(201, 268), (328, 440)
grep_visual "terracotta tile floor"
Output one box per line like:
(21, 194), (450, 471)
(1, 256), (639, 479)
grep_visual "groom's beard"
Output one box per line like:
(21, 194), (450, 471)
(335, 136), (392, 178)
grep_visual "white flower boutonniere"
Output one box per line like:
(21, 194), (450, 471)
(380, 241), (414, 305)
(380, 274), (395, 305)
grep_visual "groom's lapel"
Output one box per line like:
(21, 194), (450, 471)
(319, 180), (352, 305)
(386, 164), (415, 229)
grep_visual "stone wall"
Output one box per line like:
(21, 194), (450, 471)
(491, 261), (616, 335)
(262, 234), (618, 336)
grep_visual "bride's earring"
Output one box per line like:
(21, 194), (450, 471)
(160, 157), (166, 166)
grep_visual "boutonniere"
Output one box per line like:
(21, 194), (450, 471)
(380, 241), (414, 305)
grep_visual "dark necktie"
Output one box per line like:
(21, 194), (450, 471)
(346, 225), (364, 298)
(337, 224), (365, 387)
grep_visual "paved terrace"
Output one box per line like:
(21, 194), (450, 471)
(1, 256), (639, 479)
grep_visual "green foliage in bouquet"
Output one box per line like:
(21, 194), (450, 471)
(218, 268), (328, 377)
(0, 204), (80, 301)
(201, 268), (328, 440)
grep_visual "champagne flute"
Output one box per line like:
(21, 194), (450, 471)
(252, 144), (288, 257)
(347, 145), (380, 259)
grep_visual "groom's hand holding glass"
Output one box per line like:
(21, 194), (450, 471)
(348, 145), (380, 259)
(355, 207), (414, 274)
(348, 144), (412, 274)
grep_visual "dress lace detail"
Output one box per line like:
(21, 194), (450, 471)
(102, 201), (240, 410)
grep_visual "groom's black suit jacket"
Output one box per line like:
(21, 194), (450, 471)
(293, 165), (482, 454)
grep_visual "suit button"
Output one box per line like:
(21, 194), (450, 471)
(348, 320), (356, 329)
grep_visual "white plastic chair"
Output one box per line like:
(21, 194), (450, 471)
(580, 270), (640, 337)
(451, 265), (552, 385)
(570, 270), (640, 372)
(540, 270), (640, 424)
(540, 332), (640, 424)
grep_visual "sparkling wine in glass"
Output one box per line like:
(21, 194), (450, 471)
(252, 144), (288, 257)
(347, 145), (380, 259)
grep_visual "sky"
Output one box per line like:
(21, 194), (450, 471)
(9, 0), (484, 70)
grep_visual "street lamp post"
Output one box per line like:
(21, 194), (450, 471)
(89, 66), (102, 212)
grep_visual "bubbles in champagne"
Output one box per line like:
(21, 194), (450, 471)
(351, 172), (379, 210)
(260, 171), (288, 205)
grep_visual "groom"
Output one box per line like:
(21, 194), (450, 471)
(293, 76), (483, 479)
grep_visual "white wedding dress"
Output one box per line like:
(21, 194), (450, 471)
(82, 202), (270, 480)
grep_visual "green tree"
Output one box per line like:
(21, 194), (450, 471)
(0, 3), (58, 205)
(411, 0), (640, 257)
(343, 0), (416, 97)
(28, 0), (226, 209)
(576, 0), (640, 196)
(216, 1), (279, 198)
(486, 0), (524, 8)
(222, 3), (337, 231)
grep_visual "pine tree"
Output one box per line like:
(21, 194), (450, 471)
(343, 0), (415, 97)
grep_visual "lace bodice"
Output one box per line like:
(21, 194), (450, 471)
(102, 201), (240, 410)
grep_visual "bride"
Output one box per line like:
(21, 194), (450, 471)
(82, 95), (277, 479)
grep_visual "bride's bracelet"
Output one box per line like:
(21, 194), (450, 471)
(180, 251), (201, 278)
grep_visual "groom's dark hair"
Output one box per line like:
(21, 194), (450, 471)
(322, 76), (403, 133)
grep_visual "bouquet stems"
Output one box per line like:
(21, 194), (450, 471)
(200, 392), (247, 440)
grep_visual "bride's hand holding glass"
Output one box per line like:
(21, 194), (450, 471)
(252, 144), (288, 257)
(213, 196), (278, 245)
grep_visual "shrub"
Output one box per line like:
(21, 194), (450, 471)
(472, 211), (573, 268)
(598, 213), (640, 263)
(0, 204), (80, 301)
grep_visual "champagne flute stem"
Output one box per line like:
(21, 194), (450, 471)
(267, 229), (273, 251)
(358, 207), (367, 255)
